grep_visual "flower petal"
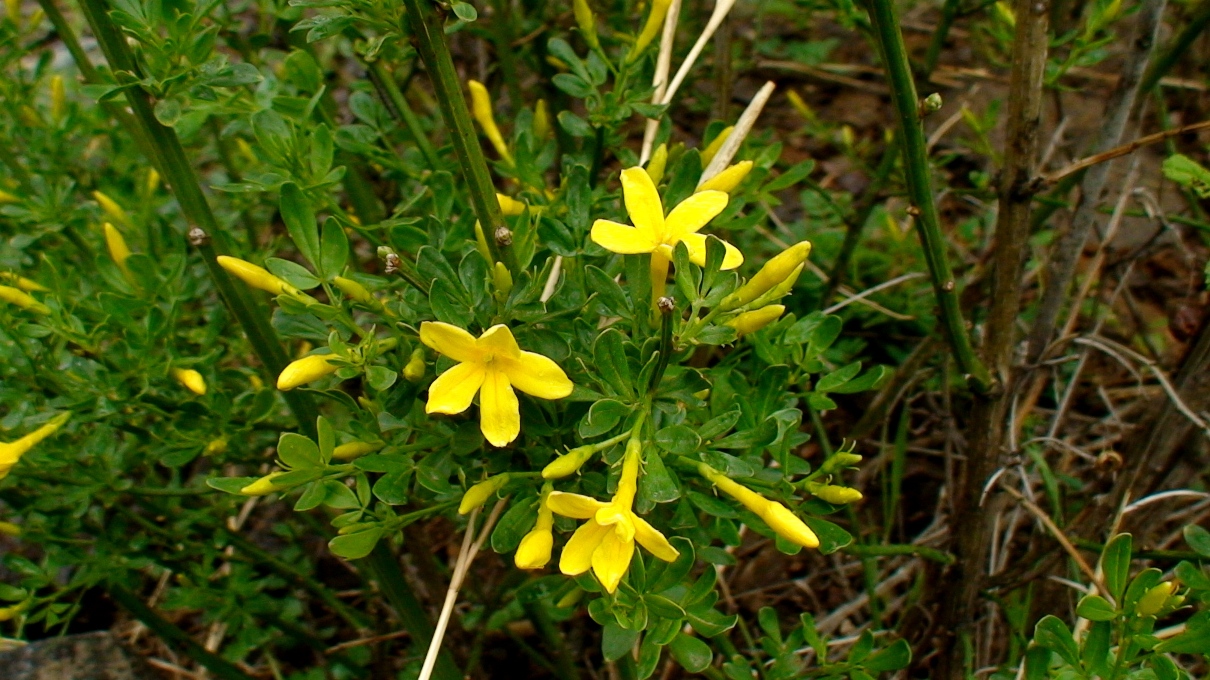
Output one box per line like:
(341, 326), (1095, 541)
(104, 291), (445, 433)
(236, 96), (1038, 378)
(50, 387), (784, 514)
(592, 528), (635, 593)
(591, 220), (658, 255)
(500, 351), (573, 400)
(560, 519), (609, 575)
(664, 190), (728, 239)
(633, 515), (680, 562)
(547, 492), (609, 519)
(620, 167), (664, 235)
(420, 322), (481, 363)
(477, 324), (522, 359)
(479, 369), (520, 447)
(426, 362), (486, 415)
(680, 233), (744, 270)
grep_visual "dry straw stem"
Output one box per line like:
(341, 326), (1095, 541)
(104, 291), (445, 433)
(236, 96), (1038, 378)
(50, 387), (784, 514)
(699, 81), (776, 185)
(640, 0), (683, 164)
(1041, 118), (1210, 184)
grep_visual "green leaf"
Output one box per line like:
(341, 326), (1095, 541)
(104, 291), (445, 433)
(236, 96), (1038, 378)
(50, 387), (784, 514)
(1023, 645), (1052, 680)
(865, 638), (911, 672)
(280, 183), (321, 267)
(602, 622), (639, 662)
(639, 451), (680, 504)
(321, 480), (361, 509)
(649, 537), (695, 592)
(1100, 533), (1132, 603)
(1033, 615), (1079, 667)
(278, 433), (321, 469)
(654, 425), (701, 456)
(1075, 594), (1117, 622)
(802, 516), (852, 554)
(451, 1), (477, 21)
(815, 361), (862, 392)
(557, 110), (593, 137)
(593, 329), (633, 397)
(320, 217), (349, 278)
(586, 266), (630, 318)
(266, 257), (321, 290)
(153, 97), (182, 127)
(366, 366), (398, 391)
(764, 159), (816, 193)
(328, 527), (383, 560)
(491, 498), (537, 553)
(830, 365), (891, 395)
(579, 399), (630, 438)
(1162, 154), (1210, 198)
(294, 481), (325, 511)
(317, 416), (334, 462)
(668, 633), (712, 673)
(1184, 524), (1210, 557)
(206, 477), (258, 494)
(1081, 620), (1111, 677)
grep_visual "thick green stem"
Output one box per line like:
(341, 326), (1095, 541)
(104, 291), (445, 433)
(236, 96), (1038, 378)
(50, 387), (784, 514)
(75, 0), (319, 437)
(365, 59), (441, 169)
(107, 583), (255, 680)
(400, 0), (507, 266)
(360, 543), (462, 680)
(865, 0), (992, 392)
(1140, 0), (1210, 93)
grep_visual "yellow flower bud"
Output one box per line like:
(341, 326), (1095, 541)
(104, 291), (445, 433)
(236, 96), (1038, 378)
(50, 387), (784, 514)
(0, 601), (28, 622)
(533, 99), (550, 139)
(334, 276), (375, 305)
(722, 241), (812, 310)
(726, 304), (785, 337)
(646, 143), (668, 186)
(840, 125), (855, 149)
(0, 272), (47, 292)
(573, 0), (600, 50)
(0, 188), (18, 204)
(235, 138), (257, 164)
(1136, 581), (1175, 617)
(217, 256), (301, 297)
(699, 463), (819, 549)
(493, 261), (513, 301)
(145, 168), (160, 196)
(0, 412), (70, 480)
(473, 221), (494, 266)
(697, 160), (753, 194)
(403, 347), (426, 383)
(497, 193), (527, 217)
(700, 126), (733, 166)
(0, 521), (21, 536)
(806, 483), (863, 505)
(332, 441), (382, 461)
(787, 90), (814, 122)
(277, 354), (339, 391)
(103, 222), (132, 278)
(627, 0), (672, 62)
(171, 368), (207, 395)
(515, 494), (555, 569)
(92, 190), (129, 225)
(0, 285), (50, 315)
(459, 473), (510, 514)
(749, 264), (804, 309)
(5, 0), (20, 28)
(205, 438), (228, 455)
(994, 0), (1015, 27)
(240, 471), (287, 496)
(821, 452), (863, 473)
(467, 80), (513, 165)
(542, 445), (595, 479)
(50, 75), (65, 123)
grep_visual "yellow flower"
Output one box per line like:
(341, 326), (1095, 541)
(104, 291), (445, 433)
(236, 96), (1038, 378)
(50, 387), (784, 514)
(547, 439), (679, 593)
(459, 473), (511, 514)
(516, 487), (555, 569)
(0, 413), (70, 481)
(0, 285), (50, 315)
(171, 368), (207, 395)
(590, 167), (743, 269)
(497, 193), (527, 217)
(104, 222), (133, 279)
(468, 80), (514, 165)
(725, 304), (785, 337)
(697, 161), (753, 194)
(277, 354), (340, 391)
(92, 190), (129, 226)
(420, 322), (573, 447)
(699, 464), (819, 549)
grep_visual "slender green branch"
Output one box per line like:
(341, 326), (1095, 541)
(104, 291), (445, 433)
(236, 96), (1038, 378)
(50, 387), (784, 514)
(364, 58), (441, 169)
(823, 137), (899, 302)
(400, 0), (507, 266)
(107, 583), (255, 680)
(1140, 0), (1210, 93)
(844, 542), (955, 565)
(865, 0), (992, 392)
(922, 0), (961, 77)
(75, 0), (319, 437)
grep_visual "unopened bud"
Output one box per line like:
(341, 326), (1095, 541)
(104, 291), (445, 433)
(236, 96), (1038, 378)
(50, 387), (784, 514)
(0, 521), (20, 536)
(0, 188), (18, 204)
(459, 473), (511, 514)
(50, 75), (65, 123)
(240, 471), (287, 496)
(497, 193), (527, 217)
(726, 304), (785, 337)
(205, 438), (228, 455)
(403, 347), (426, 382)
(334, 276), (375, 305)
(493, 261), (513, 302)
(821, 452), (863, 473)
(277, 354), (339, 391)
(700, 126), (733, 166)
(0, 285), (50, 315)
(698, 160), (753, 194)
(533, 99), (550, 139)
(721, 241), (812, 310)
(171, 368), (207, 396)
(468, 80), (513, 164)
(542, 445), (595, 479)
(627, 0), (672, 62)
(332, 441), (382, 461)
(1136, 582), (1175, 617)
(0, 272), (47, 292)
(786, 90), (814, 122)
(93, 190), (129, 225)
(806, 483), (863, 505)
(104, 222), (132, 278)
(217, 256), (302, 297)
(646, 143), (668, 186)
(573, 0), (600, 50)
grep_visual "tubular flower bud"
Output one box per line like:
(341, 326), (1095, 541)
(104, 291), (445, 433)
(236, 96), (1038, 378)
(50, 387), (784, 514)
(0, 272), (47, 292)
(726, 305), (785, 337)
(697, 160), (753, 194)
(50, 75), (65, 123)
(0, 285), (50, 315)
(459, 473), (511, 515)
(0, 188), (18, 204)
(573, 0), (599, 50)
(646, 143), (668, 186)
(786, 90), (814, 122)
(277, 354), (339, 391)
(473, 221), (494, 265)
(217, 256), (301, 297)
(699, 464), (819, 549)
(205, 438), (228, 455)
(806, 483), (863, 505)
(334, 276), (375, 305)
(493, 261), (513, 301)
(497, 193), (527, 217)
(533, 99), (550, 139)
(542, 445), (595, 479)
(171, 368), (207, 396)
(750, 264), (804, 308)
(627, 0), (672, 62)
(1136, 582), (1175, 617)
(0, 521), (20, 536)
(700, 126), (733, 166)
(403, 347), (426, 383)
(332, 441), (383, 461)
(240, 472), (287, 496)
(721, 241), (812, 311)
(92, 190), (129, 225)
(104, 222), (132, 278)
(5, 0), (20, 28)
(516, 488), (555, 569)
(820, 452), (863, 474)
(144, 168), (161, 195)
(0, 601), (28, 622)
(0, 412), (70, 480)
(467, 80), (514, 165)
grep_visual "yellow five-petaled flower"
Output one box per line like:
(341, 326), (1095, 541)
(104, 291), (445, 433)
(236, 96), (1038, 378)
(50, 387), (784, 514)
(420, 322), (573, 447)
(547, 439), (679, 593)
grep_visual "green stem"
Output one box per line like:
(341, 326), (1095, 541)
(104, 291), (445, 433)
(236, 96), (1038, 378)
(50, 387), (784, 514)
(107, 583), (255, 680)
(865, 0), (992, 392)
(360, 543), (462, 680)
(75, 0), (319, 437)
(1140, 0), (1210, 93)
(922, 0), (961, 77)
(844, 542), (955, 564)
(400, 0), (506, 266)
(523, 601), (580, 680)
(823, 136), (899, 302)
(365, 59), (440, 169)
